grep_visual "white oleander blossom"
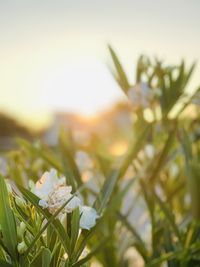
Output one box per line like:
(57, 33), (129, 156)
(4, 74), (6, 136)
(128, 82), (153, 109)
(80, 206), (99, 230)
(32, 169), (81, 214)
(32, 169), (99, 230)
(75, 151), (93, 172)
(33, 168), (64, 200)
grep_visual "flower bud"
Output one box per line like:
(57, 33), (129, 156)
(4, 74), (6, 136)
(17, 222), (26, 240)
(17, 241), (27, 254)
(15, 196), (29, 216)
(15, 196), (26, 209)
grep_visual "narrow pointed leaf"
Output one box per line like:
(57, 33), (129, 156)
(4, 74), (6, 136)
(0, 175), (18, 260)
(108, 45), (130, 93)
(42, 248), (51, 267)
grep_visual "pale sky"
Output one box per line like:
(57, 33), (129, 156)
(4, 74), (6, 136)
(0, 1), (200, 128)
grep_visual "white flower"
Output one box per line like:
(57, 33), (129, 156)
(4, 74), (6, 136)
(128, 82), (153, 109)
(38, 199), (49, 209)
(47, 186), (81, 214)
(32, 169), (99, 230)
(34, 168), (65, 200)
(144, 144), (155, 159)
(80, 206), (99, 230)
(75, 151), (93, 172)
(33, 169), (81, 214)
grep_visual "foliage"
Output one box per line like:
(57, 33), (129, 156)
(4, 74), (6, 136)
(0, 47), (200, 267)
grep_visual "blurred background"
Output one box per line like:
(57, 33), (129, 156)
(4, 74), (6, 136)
(0, 0), (200, 147)
(1, 2), (200, 266)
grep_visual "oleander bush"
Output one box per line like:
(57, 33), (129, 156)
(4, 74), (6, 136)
(0, 47), (200, 267)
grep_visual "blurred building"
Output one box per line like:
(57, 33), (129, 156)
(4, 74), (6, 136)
(44, 102), (133, 146)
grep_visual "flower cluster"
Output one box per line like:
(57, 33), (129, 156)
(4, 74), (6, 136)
(128, 82), (153, 109)
(32, 169), (99, 230)
(127, 82), (161, 110)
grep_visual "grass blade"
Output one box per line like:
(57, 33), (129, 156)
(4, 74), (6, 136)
(108, 45), (130, 93)
(70, 208), (80, 253)
(0, 175), (18, 261)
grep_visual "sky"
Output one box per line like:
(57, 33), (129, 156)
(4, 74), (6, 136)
(0, 0), (200, 129)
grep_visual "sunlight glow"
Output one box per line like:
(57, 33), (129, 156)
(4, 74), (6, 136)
(0, 0), (199, 129)
(38, 60), (123, 116)
(109, 140), (128, 156)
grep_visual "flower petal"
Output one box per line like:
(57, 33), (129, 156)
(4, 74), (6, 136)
(80, 206), (99, 230)
(34, 168), (61, 200)
(65, 195), (81, 213)
(38, 199), (49, 209)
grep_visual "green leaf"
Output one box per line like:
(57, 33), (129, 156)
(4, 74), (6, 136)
(0, 174), (18, 260)
(94, 169), (119, 214)
(153, 191), (182, 243)
(117, 212), (148, 261)
(108, 45), (130, 93)
(42, 248), (51, 267)
(36, 147), (62, 172)
(182, 61), (196, 91)
(70, 207), (80, 253)
(187, 162), (200, 221)
(148, 251), (176, 267)
(74, 178), (135, 263)
(176, 86), (200, 117)
(59, 129), (82, 191)
(0, 260), (13, 267)
(136, 55), (150, 83)
(17, 139), (62, 172)
(149, 130), (175, 183)
(181, 130), (200, 220)
(181, 129), (192, 165)
(29, 246), (44, 267)
(94, 124), (150, 213)
(71, 237), (109, 267)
